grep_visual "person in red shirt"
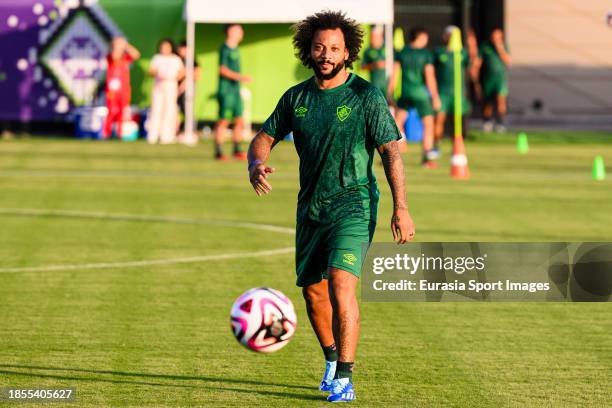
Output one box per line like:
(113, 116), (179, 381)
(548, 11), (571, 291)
(103, 36), (140, 139)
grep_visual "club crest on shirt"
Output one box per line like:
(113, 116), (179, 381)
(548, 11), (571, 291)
(336, 105), (352, 122)
(295, 106), (308, 118)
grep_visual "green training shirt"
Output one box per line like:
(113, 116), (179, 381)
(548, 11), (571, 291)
(479, 42), (508, 81)
(218, 43), (241, 95)
(394, 47), (433, 98)
(262, 74), (400, 224)
(433, 47), (469, 95)
(362, 46), (387, 94)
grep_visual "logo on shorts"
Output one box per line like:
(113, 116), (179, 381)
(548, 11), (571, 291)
(343, 253), (357, 266)
(295, 106), (308, 117)
(336, 105), (352, 122)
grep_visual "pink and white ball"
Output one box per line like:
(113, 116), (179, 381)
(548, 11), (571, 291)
(230, 287), (297, 353)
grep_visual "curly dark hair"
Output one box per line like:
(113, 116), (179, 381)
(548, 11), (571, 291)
(292, 10), (364, 70)
(408, 26), (427, 42)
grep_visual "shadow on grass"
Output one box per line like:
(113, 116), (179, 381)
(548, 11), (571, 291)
(0, 364), (322, 402)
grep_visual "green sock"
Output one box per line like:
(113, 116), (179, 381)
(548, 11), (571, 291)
(322, 343), (338, 362)
(334, 361), (353, 382)
(215, 144), (223, 158)
(233, 142), (242, 154)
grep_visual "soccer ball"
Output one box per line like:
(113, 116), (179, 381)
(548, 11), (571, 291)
(230, 287), (297, 353)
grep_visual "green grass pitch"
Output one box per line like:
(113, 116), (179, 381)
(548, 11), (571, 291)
(0, 132), (611, 407)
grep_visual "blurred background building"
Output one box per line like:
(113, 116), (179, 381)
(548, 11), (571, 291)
(0, 0), (610, 131)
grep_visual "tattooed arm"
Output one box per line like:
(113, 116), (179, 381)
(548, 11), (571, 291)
(377, 140), (415, 243)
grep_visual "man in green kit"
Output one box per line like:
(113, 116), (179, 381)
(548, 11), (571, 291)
(360, 25), (386, 96)
(247, 11), (415, 403)
(388, 26), (441, 167)
(478, 28), (511, 133)
(214, 24), (252, 160)
(433, 26), (472, 154)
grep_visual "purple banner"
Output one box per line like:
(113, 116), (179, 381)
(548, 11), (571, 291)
(0, 1), (119, 121)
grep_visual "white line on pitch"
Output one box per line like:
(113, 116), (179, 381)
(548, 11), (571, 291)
(0, 247), (295, 274)
(0, 208), (295, 274)
(0, 208), (295, 235)
(0, 169), (297, 179)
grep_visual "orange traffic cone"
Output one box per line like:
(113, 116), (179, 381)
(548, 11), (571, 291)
(450, 136), (470, 179)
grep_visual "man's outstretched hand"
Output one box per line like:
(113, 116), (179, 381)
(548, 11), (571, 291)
(249, 162), (275, 196)
(391, 207), (415, 244)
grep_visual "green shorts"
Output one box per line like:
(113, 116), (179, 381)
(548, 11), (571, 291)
(397, 93), (434, 118)
(295, 218), (376, 287)
(439, 93), (471, 115)
(217, 90), (243, 120)
(482, 75), (508, 100)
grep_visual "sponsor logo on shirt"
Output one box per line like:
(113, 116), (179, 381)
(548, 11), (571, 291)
(336, 105), (352, 122)
(343, 253), (357, 266)
(295, 106), (308, 118)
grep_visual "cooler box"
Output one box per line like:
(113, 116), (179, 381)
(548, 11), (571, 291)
(120, 107), (140, 141)
(139, 108), (150, 138)
(405, 108), (423, 143)
(74, 106), (107, 139)
(121, 121), (139, 141)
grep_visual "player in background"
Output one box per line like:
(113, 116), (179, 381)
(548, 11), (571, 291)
(177, 40), (201, 144)
(103, 36), (140, 139)
(388, 27), (441, 167)
(360, 25), (387, 96)
(148, 39), (185, 144)
(466, 28), (482, 104)
(214, 24), (252, 160)
(478, 28), (511, 133)
(433, 26), (472, 155)
(247, 11), (415, 403)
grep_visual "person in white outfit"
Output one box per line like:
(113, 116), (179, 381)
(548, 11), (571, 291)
(148, 39), (185, 144)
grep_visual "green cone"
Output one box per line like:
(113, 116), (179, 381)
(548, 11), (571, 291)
(517, 132), (529, 154)
(593, 156), (606, 181)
